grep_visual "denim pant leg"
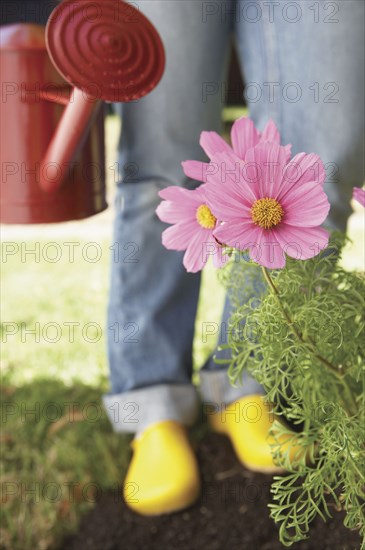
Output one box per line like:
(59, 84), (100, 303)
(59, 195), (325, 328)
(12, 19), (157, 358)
(200, 0), (365, 406)
(103, 1), (234, 433)
(200, 271), (266, 406)
(236, 0), (364, 231)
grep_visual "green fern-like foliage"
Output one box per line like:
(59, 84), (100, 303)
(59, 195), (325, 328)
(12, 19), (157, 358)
(219, 234), (365, 547)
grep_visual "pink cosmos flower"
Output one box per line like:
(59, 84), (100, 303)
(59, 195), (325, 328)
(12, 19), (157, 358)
(181, 118), (292, 184)
(205, 142), (330, 269)
(156, 185), (228, 273)
(353, 187), (365, 207)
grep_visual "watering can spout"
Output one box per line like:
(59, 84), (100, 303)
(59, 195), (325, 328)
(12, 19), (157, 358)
(39, 88), (101, 193)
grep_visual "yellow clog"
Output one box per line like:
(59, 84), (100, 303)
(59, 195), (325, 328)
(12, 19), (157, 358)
(208, 394), (307, 473)
(123, 420), (200, 515)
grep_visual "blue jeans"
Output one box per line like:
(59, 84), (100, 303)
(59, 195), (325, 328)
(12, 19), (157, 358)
(103, 0), (365, 433)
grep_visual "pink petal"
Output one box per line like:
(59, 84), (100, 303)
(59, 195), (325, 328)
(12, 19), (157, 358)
(281, 181), (330, 227)
(183, 228), (212, 272)
(353, 187), (365, 207)
(157, 183), (215, 224)
(205, 179), (252, 221)
(213, 220), (261, 250)
(156, 200), (197, 224)
(206, 150), (259, 205)
(278, 152), (326, 203)
(205, 148), (242, 185)
(252, 229), (286, 269)
(244, 142), (288, 199)
(161, 221), (199, 251)
(273, 225), (329, 260)
(199, 131), (232, 160)
(181, 160), (208, 182)
(230, 117), (260, 159)
(159, 185), (205, 205)
(283, 144), (292, 162)
(259, 120), (292, 161)
(260, 119), (280, 144)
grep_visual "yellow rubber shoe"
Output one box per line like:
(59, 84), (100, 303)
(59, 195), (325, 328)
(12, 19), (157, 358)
(123, 420), (200, 515)
(208, 394), (307, 474)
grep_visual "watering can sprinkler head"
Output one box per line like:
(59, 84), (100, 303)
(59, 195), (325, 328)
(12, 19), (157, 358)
(39, 0), (165, 192)
(45, 0), (165, 103)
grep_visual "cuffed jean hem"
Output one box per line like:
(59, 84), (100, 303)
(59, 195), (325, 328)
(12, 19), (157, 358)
(199, 370), (264, 410)
(103, 383), (200, 434)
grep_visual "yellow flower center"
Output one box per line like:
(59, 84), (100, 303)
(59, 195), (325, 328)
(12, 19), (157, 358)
(196, 204), (217, 229)
(250, 197), (284, 229)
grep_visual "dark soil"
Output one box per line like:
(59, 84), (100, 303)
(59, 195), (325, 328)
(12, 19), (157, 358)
(61, 432), (361, 550)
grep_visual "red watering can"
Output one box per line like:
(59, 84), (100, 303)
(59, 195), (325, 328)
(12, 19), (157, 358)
(0, 0), (165, 223)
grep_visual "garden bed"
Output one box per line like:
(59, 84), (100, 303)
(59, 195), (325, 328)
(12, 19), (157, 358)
(61, 432), (360, 550)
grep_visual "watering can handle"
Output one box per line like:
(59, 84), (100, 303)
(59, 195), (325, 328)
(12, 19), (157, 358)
(39, 88), (101, 193)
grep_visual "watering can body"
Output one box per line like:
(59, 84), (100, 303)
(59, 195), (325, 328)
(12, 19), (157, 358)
(0, 0), (165, 225)
(0, 23), (107, 224)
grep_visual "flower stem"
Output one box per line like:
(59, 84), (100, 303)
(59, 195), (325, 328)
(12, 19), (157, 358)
(261, 267), (340, 377)
(261, 266), (358, 416)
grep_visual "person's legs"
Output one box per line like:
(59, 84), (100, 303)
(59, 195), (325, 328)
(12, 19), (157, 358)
(235, 0), (364, 231)
(103, 0), (234, 434)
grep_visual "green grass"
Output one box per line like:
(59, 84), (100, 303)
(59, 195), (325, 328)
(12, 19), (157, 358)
(0, 114), (363, 549)
(0, 242), (224, 549)
(1, 242), (109, 388)
(0, 233), (224, 549)
(0, 379), (130, 550)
